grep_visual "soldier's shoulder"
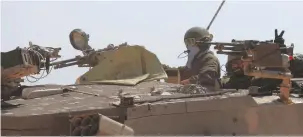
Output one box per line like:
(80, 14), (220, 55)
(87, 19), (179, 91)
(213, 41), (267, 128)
(195, 51), (220, 66)
(203, 51), (219, 61)
(199, 51), (213, 57)
(205, 51), (217, 56)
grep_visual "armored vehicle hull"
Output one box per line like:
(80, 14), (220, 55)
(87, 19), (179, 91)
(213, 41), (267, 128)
(2, 81), (303, 136)
(2, 28), (303, 135)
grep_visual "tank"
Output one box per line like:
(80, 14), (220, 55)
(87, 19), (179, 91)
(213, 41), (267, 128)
(1, 28), (303, 136)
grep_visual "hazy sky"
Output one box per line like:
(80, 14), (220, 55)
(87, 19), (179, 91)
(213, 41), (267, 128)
(1, 0), (303, 85)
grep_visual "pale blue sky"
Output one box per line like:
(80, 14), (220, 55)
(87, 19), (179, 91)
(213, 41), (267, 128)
(1, 1), (303, 85)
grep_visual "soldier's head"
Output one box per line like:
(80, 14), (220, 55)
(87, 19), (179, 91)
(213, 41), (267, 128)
(225, 58), (244, 76)
(184, 27), (213, 53)
(184, 27), (213, 68)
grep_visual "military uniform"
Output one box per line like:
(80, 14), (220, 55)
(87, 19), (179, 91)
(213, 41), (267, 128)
(183, 51), (221, 90)
(181, 27), (221, 90)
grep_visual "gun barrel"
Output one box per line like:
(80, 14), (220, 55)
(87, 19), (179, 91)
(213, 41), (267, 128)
(216, 51), (245, 56)
(50, 58), (79, 65)
(218, 46), (234, 50)
(215, 46), (244, 51)
(54, 62), (80, 69)
(49, 56), (87, 69)
(198, 41), (245, 47)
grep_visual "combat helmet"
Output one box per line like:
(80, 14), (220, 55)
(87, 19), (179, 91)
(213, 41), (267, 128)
(184, 27), (213, 50)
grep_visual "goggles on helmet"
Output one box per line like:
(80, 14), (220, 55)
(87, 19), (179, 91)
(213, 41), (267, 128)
(184, 37), (211, 47)
(184, 38), (197, 47)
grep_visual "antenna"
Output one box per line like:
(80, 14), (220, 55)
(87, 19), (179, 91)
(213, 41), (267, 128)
(206, 0), (226, 30)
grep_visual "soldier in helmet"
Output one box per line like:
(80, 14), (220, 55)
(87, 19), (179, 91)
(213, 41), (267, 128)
(180, 27), (221, 90)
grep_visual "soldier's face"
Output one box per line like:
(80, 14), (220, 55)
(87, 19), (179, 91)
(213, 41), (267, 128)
(184, 38), (200, 56)
(186, 46), (200, 68)
(232, 60), (242, 67)
(187, 46), (200, 54)
(231, 60), (244, 72)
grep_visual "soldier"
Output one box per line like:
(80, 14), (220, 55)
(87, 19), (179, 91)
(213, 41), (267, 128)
(180, 27), (221, 91)
(221, 58), (253, 89)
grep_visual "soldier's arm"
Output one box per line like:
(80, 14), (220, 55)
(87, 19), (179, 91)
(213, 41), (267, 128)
(188, 56), (220, 86)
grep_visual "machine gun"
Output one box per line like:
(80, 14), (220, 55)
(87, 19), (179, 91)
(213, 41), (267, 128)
(1, 41), (62, 100)
(209, 39), (293, 78)
(198, 30), (295, 104)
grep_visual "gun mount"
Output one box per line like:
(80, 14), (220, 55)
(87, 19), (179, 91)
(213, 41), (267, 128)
(1, 42), (62, 83)
(50, 43), (127, 69)
(1, 41), (62, 101)
(48, 29), (130, 69)
(201, 35), (295, 104)
(48, 29), (167, 85)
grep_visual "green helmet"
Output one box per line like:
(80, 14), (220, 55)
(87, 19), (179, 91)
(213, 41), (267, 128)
(184, 27), (210, 39)
(184, 27), (213, 50)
